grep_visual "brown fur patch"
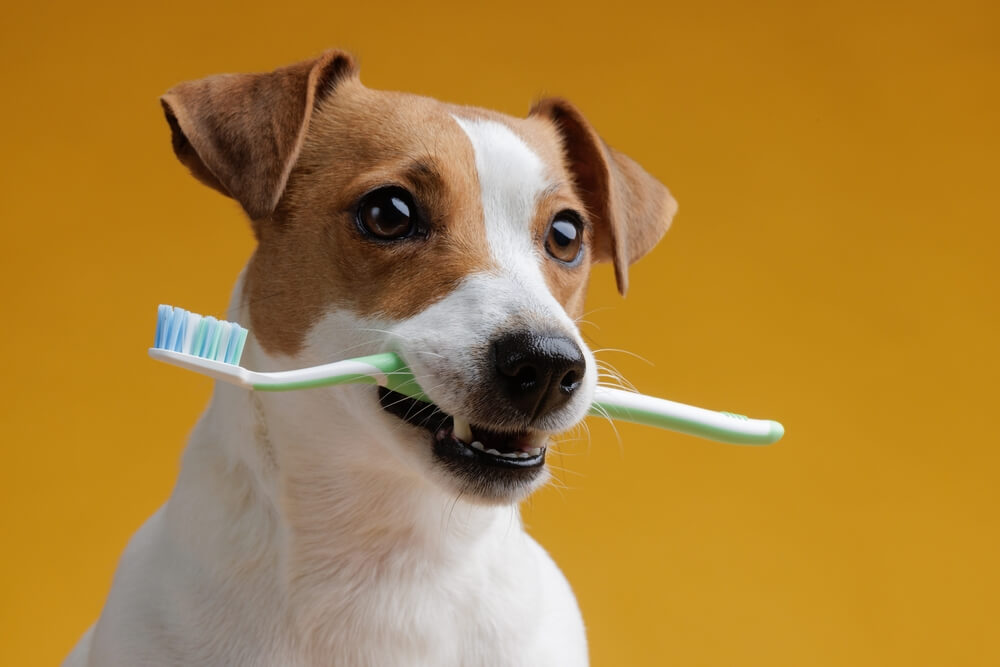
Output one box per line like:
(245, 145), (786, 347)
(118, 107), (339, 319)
(245, 80), (498, 355)
(161, 51), (357, 223)
(530, 98), (678, 295)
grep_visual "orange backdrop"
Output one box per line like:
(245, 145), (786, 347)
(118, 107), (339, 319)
(2, 1), (997, 664)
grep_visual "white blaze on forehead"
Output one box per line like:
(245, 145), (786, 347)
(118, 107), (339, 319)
(385, 116), (598, 431)
(449, 114), (577, 330)
(451, 116), (549, 269)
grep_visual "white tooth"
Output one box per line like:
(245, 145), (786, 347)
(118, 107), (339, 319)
(470, 441), (485, 451)
(486, 449), (502, 456)
(517, 452), (531, 459)
(528, 448), (542, 457)
(500, 451), (519, 459)
(453, 416), (473, 443)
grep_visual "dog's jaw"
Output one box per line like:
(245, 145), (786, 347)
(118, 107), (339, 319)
(245, 297), (589, 506)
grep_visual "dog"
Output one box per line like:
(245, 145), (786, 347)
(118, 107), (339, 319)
(65, 49), (676, 666)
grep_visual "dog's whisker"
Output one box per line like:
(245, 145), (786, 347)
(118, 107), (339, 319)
(576, 305), (616, 321)
(592, 347), (654, 366)
(578, 418), (594, 457)
(544, 446), (587, 458)
(543, 461), (586, 478)
(595, 369), (636, 389)
(545, 452), (575, 496)
(379, 384), (445, 413)
(587, 401), (622, 449)
(594, 360), (641, 394)
(384, 383), (448, 419)
(597, 379), (640, 395)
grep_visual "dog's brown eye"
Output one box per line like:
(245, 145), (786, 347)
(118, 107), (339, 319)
(357, 186), (421, 240)
(544, 211), (583, 264)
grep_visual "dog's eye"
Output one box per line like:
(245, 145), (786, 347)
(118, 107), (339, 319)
(544, 211), (584, 264)
(356, 186), (421, 240)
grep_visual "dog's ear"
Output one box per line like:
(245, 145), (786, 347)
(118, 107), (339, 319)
(160, 50), (358, 222)
(530, 98), (677, 295)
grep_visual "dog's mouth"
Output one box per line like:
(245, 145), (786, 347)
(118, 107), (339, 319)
(377, 387), (547, 469)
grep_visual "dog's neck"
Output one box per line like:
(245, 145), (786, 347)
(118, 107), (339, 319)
(164, 281), (521, 640)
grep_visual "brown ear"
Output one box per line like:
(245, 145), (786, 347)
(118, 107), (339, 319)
(160, 50), (358, 222)
(530, 98), (677, 295)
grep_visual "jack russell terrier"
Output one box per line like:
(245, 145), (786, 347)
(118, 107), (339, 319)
(66, 49), (676, 666)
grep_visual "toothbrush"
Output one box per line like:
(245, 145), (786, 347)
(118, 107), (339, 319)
(150, 305), (784, 446)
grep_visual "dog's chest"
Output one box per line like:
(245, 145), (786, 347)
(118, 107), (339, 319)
(292, 537), (557, 666)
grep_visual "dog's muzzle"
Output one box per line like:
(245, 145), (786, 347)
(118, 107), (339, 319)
(377, 330), (587, 499)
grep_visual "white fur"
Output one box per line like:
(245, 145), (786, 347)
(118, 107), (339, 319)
(67, 284), (588, 666)
(392, 273), (597, 437)
(66, 118), (593, 666)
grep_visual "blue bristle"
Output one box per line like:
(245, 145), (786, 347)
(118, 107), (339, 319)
(167, 308), (186, 352)
(231, 323), (243, 363)
(154, 305), (249, 364)
(214, 323), (230, 361)
(164, 309), (177, 349)
(200, 317), (218, 357)
(221, 323), (236, 363)
(156, 305), (171, 348)
(230, 323), (244, 363)
(174, 313), (188, 352)
(190, 319), (207, 357)
(232, 327), (248, 365)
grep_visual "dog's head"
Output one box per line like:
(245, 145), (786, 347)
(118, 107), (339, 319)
(161, 51), (676, 504)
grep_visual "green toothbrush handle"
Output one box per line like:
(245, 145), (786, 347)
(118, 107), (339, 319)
(590, 386), (783, 445)
(154, 347), (782, 445)
(348, 355), (783, 445)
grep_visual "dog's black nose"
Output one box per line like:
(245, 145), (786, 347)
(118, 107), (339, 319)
(492, 331), (586, 420)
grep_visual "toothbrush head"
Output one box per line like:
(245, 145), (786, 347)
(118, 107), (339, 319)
(154, 304), (248, 365)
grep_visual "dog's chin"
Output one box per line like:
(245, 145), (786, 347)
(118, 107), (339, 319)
(377, 387), (551, 505)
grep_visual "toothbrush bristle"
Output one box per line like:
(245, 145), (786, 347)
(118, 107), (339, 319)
(154, 305), (248, 365)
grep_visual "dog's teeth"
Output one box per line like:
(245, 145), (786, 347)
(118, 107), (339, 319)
(516, 452), (531, 459)
(497, 450), (521, 459)
(453, 416), (473, 443)
(486, 448), (501, 456)
(470, 441), (485, 451)
(527, 447), (543, 457)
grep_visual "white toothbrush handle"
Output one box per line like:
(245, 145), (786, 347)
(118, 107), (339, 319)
(148, 349), (403, 392)
(149, 348), (254, 387)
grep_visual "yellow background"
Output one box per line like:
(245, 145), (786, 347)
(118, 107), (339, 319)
(2, 0), (997, 664)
